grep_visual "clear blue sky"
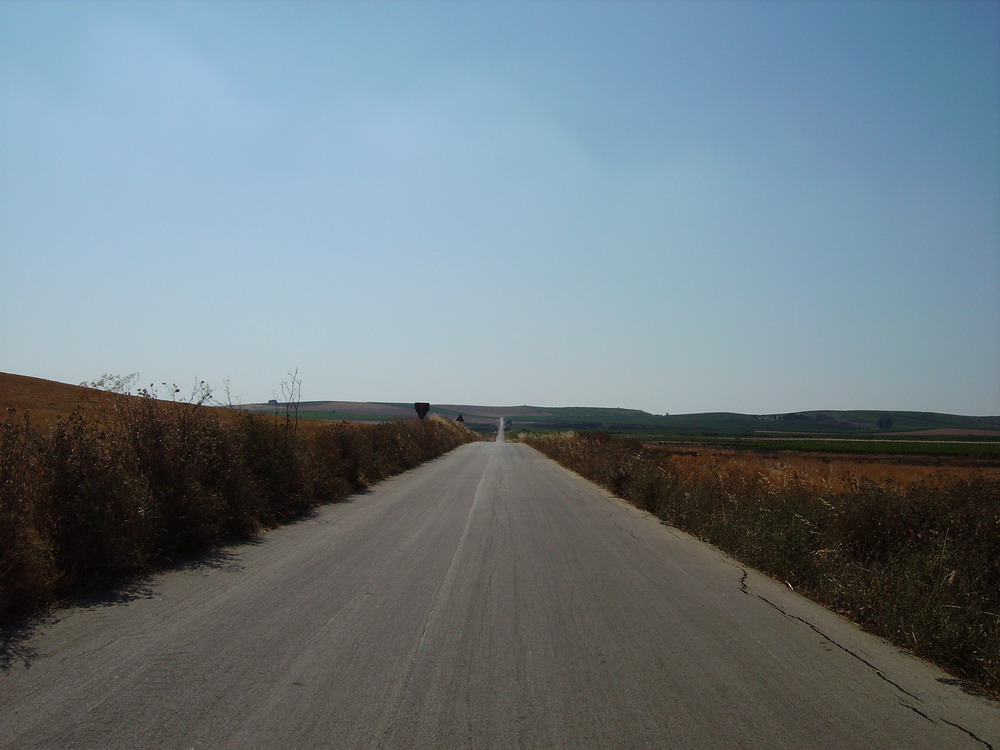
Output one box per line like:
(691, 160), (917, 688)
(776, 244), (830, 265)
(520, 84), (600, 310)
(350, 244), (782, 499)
(2, 0), (998, 415)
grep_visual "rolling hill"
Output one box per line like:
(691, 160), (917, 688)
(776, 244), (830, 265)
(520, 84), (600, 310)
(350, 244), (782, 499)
(242, 396), (1000, 437)
(3, 372), (998, 437)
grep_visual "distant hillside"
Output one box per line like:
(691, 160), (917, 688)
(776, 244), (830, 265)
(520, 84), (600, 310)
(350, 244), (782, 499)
(242, 400), (552, 427)
(242, 395), (1000, 437)
(5, 373), (997, 437)
(510, 408), (1000, 436)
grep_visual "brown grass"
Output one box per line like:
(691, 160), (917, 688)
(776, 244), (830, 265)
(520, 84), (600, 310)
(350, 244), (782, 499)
(0, 372), (130, 428)
(659, 446), (1000, 492)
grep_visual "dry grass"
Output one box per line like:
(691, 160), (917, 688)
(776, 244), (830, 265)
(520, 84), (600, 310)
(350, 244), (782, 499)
(661, 446), (1000, 492)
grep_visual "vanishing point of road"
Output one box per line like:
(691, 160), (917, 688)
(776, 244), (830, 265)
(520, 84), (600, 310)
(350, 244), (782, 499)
(2, 422), (997, 748)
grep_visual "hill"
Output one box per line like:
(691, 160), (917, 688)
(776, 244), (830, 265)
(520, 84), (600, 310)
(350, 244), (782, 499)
(0, 372), (241, 428)
(241, 394), (1000, 437)
(0, 372), (130, 427)
(4, 373), (998, 437)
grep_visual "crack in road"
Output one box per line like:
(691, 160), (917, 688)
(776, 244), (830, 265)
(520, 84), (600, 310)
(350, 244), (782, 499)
(900, 702), (934, 722)
(939, 718), (995, 750)
(610, 516), (641, 541)
(735, 565), (996, 750)
(738, 566), (921, 701)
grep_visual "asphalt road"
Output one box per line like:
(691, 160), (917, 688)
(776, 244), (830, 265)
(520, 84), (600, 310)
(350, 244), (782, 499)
(2, 433), (997, 749)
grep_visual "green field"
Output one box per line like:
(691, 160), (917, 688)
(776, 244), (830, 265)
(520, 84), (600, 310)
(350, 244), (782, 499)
(506, 408), (1000, 456)
(508, 407), (995, 429)
(515, 408), (1000, 434)
(293, 411), (386, 422)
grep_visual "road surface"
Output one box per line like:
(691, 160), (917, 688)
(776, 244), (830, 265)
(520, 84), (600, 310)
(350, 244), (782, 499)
(2, 432), (997, 748)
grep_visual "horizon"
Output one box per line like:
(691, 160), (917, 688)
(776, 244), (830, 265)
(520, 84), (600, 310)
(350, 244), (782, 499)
(19, 370), (999, 419)
(2, 1), (998, 416)
(247, 395), (1000, 419)
(4, 369), (1000, 419)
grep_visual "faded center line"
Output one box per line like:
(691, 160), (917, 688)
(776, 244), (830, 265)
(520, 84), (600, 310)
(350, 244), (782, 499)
(374, 446), (500, 749)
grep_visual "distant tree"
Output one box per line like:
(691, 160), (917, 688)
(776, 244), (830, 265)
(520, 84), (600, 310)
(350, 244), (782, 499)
(877, 416), (894, 430)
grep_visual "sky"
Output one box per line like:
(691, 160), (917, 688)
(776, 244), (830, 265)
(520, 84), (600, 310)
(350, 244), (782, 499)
(2, 0), (998, 415)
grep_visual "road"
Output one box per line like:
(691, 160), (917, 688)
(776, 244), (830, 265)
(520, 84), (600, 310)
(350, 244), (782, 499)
(2, 430), (997, 749)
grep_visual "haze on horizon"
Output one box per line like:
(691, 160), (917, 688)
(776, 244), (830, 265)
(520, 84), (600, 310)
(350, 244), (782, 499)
(2, 0), (998, 416)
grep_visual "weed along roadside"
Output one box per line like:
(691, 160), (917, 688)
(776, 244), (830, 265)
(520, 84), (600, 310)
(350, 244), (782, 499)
(521, 431), (1000, 695)
(0, 390), (479, 624)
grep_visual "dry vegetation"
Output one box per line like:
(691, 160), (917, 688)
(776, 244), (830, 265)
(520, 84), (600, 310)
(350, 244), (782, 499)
(0, 374), (477, 622)
(660, 445), (1000, 492)
(523, 432), (1000, 693)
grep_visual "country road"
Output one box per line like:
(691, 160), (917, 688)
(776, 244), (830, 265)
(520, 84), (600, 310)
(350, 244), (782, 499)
(2, 431), (997, 749)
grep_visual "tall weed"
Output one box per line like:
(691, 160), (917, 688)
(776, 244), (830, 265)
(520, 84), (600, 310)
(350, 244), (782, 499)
(0, 410), (56, 619)
(0, 400), (475, 622)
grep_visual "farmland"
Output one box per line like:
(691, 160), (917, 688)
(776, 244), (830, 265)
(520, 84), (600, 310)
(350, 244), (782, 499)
(498, 405), (1000, 459)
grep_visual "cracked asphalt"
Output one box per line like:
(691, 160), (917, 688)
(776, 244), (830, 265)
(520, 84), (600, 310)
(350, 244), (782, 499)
(2, 435), (997, 748)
